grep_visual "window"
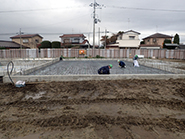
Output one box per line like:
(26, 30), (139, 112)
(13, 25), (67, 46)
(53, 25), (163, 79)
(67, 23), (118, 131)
(23, 39), (28, 43)
(35, 39), (39, 43)
(153, 38), (156, 43)
(73, 38), (80, 43)
(129, 36), (135, 40)
(74, 38), (80, 42)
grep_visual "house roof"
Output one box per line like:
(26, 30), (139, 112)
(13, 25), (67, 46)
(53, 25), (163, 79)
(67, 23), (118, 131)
(59, 34), (86, 38)
(143, 33), (173, 40)
(123, 30), (140, 35)
(0, 40), (30, 49)
(10, 34), (43, 39)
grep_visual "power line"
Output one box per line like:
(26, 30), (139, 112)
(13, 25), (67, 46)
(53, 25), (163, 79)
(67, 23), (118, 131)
(0, 5), (86, 14)
(107, 5), (185, 13)
(0, 5), (185, 14)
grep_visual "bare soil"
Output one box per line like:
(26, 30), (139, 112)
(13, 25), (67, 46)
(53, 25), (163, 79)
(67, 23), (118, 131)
(0, 79), (185, 139)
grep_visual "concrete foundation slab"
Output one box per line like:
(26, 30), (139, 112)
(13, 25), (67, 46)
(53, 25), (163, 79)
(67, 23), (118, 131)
(3, 74), (185, 83)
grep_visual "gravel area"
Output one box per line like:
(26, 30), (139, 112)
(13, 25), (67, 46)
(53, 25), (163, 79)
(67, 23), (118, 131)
(28, 60), (173, 75)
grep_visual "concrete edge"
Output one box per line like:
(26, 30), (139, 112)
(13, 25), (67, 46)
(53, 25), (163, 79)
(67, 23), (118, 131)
(15, 59), (60, 75)
(3, 74), (185, 83)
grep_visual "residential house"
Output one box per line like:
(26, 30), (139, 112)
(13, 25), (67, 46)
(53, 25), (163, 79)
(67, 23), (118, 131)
(10, 34), (43, 49)
(140, 33), (173, 49)
(0, 40), (29, 49)
(105, 44), (119, 49)
(59, 34), (91, 48)
(116, 30), (141, 49)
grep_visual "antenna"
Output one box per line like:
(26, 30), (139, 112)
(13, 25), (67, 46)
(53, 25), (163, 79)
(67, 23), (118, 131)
(16, 28), (24, 49)
(128, 18), (130, 29)
(156, 25), (158, 32)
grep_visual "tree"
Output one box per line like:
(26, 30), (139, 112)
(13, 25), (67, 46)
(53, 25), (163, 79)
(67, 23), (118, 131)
(52, 41), (61, 48)
(163, 39), (172, 47)
(40, 41), (52, 48)
(100, 31), (124, 47)
(140, 40), (145, 44)
(109, 33), (117, 44)
(100, 35), (109, 46)
(117, 31), (124, 36)
(173, 33), (180, 44)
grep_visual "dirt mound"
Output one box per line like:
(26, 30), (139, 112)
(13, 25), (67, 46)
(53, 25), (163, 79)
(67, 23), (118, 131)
(0, 79), (185, 139)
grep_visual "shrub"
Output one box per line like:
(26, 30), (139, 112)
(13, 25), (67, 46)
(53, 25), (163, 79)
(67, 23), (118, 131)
(40, 41), (52, 48)
(52, 41), (61, 48)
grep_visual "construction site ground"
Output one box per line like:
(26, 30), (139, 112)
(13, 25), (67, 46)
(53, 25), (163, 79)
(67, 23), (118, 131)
(0, 58), (185, 139)
(0, 78), (185, 139)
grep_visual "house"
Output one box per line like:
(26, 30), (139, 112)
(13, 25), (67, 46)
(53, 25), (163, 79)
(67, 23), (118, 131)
(10, 34), (43, 49)
(140, 33), (173, 49)
(116, 30), (141, 49)
(106, 44), (119, 49)
(59, 34), (90, 48)
(0, 40), (30, 49)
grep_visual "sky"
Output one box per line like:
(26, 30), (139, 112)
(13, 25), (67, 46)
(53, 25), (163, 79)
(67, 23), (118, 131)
(0, 0), (185, 45)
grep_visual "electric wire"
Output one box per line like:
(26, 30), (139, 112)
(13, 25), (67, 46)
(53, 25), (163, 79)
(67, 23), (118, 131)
(107, 5), (185, 13)
(0, 5), (185, 14)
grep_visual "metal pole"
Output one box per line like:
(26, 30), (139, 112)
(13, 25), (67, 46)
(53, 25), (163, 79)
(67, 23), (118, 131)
(88, 33), (90, 57)
(105, 28), (107, 49)
(19, 28), (22, 49)
(98, 27), (100, 48)
(93, 0), (96, 50)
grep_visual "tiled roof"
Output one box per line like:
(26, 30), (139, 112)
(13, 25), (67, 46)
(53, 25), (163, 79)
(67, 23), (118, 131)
(60, 34), (86, 38)
(143, 33), (173, 40)
(10, 34), (43, 39)
(0, 40), (29, 49)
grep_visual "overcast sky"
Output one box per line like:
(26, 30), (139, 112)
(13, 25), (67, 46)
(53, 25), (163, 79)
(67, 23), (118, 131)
(0, 0), (185, 44)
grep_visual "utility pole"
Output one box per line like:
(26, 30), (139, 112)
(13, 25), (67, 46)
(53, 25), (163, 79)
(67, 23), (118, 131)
(105, 29), (106, 49)
(90, 0), (104, 50)
(104, 29), (109, 49)
(98, 27), (100, 48)
(17, 28), (24, 49)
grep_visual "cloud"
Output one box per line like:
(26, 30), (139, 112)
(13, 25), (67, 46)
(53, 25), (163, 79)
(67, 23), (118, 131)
(0, 0), (185, 43)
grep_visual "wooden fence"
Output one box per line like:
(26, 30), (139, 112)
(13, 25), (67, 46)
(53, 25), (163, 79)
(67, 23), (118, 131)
(0, 49), (185, 60)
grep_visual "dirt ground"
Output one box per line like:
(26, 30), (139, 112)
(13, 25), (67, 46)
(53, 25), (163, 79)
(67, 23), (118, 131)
(0, 79), (185, 139)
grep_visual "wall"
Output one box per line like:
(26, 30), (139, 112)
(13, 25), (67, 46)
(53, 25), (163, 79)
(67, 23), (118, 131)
(0, 49), (185, 60)
(144, 37), (172, 48)
(117, 32), (140, 48)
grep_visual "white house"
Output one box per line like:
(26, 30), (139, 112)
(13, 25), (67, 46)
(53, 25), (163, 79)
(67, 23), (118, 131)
(116, 30), (140, 49)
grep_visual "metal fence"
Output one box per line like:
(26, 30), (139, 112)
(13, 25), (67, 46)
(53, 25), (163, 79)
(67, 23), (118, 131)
(0, 49), (185, 59)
